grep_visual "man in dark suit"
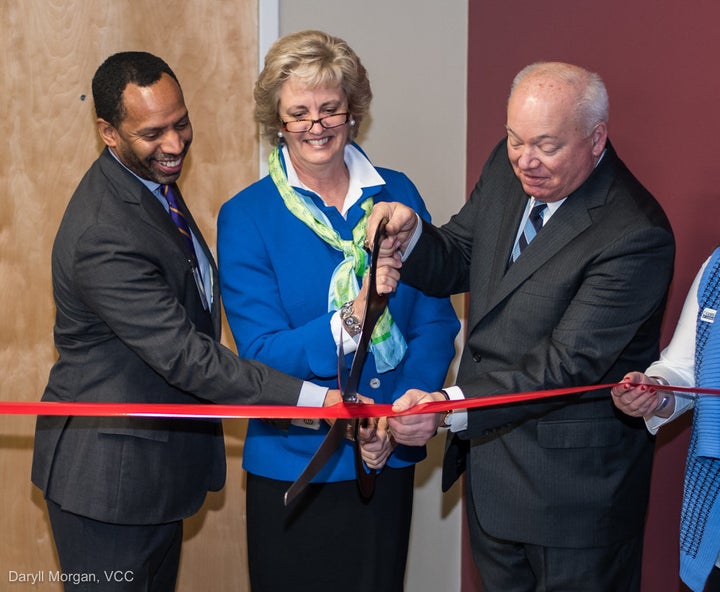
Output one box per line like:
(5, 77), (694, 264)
(31, 52), (335, 591)
(370, 62), (675, 591)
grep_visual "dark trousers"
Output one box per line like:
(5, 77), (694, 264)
(46, 499), (182, 591)
(247, 467), (415, 592)
(466, 492), (642, 592)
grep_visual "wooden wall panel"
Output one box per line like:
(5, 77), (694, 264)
(0, 1), (258, 589)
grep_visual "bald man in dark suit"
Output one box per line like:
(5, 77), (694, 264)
(370, 62), (675, 591)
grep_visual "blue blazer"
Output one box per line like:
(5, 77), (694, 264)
(218, 163), (459, 482)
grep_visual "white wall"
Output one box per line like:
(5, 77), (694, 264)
(274, 2), (469, 590)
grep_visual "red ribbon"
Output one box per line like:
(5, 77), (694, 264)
(2, 382), (714, 420)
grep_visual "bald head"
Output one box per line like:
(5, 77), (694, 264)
(509, 62), (609, 136)
(504, 62), (609, 203)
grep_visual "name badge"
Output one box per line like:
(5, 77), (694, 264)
(291, 418), (321, 430)
(701, 307), (716, 323)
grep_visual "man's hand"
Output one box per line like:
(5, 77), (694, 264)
(322, 392), (376, 437)
(387, 389), (448, 447)
(366, 202), (418, 256)
(321, 389), (343, 430)
(323, 389), (343, 407)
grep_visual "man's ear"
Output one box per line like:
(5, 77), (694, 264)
(96, 118), (117, 148)
(591, 122), (608, 157)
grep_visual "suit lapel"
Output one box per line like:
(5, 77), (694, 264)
(465, 182), (525, 326)
(171, 185), (221, 333)
(99, 149), (180, 244)
(469, 148), (614, 333)
(99, 150), (221, 333)
(494, 196), (592, 304)
(171, 185), (217, 271)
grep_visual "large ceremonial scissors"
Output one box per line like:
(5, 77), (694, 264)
(284, 218), (389, 505)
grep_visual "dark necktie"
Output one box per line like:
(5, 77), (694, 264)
(162, 184), (197, 262)
(511, 202), (547, 263)
(161, 184), (210, 311)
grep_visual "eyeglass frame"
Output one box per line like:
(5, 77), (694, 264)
(280, 112), (351, 133)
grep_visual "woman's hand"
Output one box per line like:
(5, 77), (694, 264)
(375, 249), (402, 295)
(611, 372), (674, 418)
(358, 417), (395, 470)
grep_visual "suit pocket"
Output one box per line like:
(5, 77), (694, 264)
(537, 418), (622, 449)
(517, 276), (574, 299)
(97, 417), (170, 442)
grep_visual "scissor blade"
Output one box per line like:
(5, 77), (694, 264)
(344, 217), (388, 497)
(283, 418), (349, 506)
(284, 217), (389, 504)
(342, 217), (389, 401)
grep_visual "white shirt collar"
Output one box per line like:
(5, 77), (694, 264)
(282, 143), (385, 216)
(529, 148), (607, 216)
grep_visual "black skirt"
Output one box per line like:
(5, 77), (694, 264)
(246, 466), (415, 592)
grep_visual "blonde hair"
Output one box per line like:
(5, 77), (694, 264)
(254, 30), (372, 146)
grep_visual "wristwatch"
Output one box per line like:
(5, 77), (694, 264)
(340, 301), (362, 337)
(440, 389), (453, 427)
(649, 375), (671, 412)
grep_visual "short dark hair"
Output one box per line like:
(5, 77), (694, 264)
(91, 51), (179, 127)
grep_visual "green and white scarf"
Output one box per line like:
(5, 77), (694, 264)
(268, 147), (406, 372)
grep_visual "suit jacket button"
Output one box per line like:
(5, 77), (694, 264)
(472, 353), (482, 363)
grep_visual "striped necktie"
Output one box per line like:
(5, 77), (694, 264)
(162, 184), (197, 261)
(511, 202), (547, 263)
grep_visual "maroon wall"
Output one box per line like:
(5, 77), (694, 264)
(465, 1), (720, 590)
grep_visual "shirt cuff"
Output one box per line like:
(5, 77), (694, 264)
(297, 381), (328, 408)
(644, 392), (694, 435)
(400, 214), (423, 262)
(443, 385), (468, 432)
